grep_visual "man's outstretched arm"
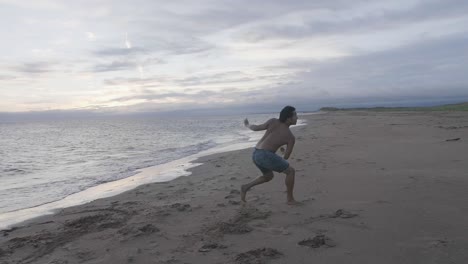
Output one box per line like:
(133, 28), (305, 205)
(244, 118), (273, 131)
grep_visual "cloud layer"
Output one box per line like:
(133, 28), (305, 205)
(1, 0), (468, 113)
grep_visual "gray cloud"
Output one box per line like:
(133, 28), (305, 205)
(92, 47), (148, 57)
(179, 0), (370, 32)
(275, 33), (468, 101)
(0, 75), (17, 80)
(103, 81), (280, 107)
(134, 34), (215, 56)
(391, 0), (468, 23)
(90, 57), (166, 74)
(100, 69), (291, 94)
(111, 92), (186, 102)
(101, 71), (249, 88)
(3, 0), (468, 114)
(164, 39), (213, 55)
(143, 57), (166, 65)
(236, 0), (468, 42)
(174, 71), (255, 86)
(10, 62), (55, 74)
(91, 37), (213, 59)
(103, 76), (169, 87)
(110, 89), (219, 102)
(93, 60), (136, 72)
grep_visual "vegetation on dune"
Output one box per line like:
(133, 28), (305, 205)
(320, 102), (468, 112)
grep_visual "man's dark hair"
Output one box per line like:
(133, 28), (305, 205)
(279, 106), (296, 123)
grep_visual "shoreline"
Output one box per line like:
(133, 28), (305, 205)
(0, 118), (309, 230)
(1, 111), (467, 263)
(0, 134), (258, 231)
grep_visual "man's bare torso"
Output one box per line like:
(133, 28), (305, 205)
(256, 118), (294, 152)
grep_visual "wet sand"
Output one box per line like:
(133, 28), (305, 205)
(1, 111), (468, 264)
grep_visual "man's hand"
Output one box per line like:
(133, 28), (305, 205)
(280, 146), (289, 159)
(280, 147), (285, 154)
(244, 118), (271, 131)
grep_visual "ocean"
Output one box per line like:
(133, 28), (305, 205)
(0, 113), (307, 229)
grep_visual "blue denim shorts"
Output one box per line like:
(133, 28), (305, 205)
(252, 148), (289, 174)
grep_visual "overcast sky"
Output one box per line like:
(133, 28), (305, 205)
(1, 0), (468, 114)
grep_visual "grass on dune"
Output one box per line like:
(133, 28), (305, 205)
(320, 102), (468, 112)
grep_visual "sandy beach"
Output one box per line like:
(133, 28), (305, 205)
(1, 111), (468, 264)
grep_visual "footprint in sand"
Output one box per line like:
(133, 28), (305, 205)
(230, 189), (241, 194)
(216, 222), (252, 234)
(302, 197), (315, 203)
(168, 203), (191, 212)
(331, 209), (358, 219)
(234, 248), (283, 264)
(228, 200), (241, 205)
(225, 189), (241, 199)
(376, 200), (391, 204)
(210, 207), (271, 235)
(74, 250), (96, 262)
(198, 242), (227, 252)
(64, 212), (127, 231)
(48, 259), (68, 264)
(429, 239), (450, 248)
(304, 209), (358, 223)
(0, 248), (11, 258)
(118, 224), (159, 239)
(298, 234), (336, 248)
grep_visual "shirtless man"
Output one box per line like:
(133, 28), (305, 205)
(241, 106), (298, 205)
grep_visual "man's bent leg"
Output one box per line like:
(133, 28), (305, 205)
(282, 166), (297, 204)
(241, 171), (274, 203)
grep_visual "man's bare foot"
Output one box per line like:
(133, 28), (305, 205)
(287, 199), (301, 205)
(241, 185), (248, 203)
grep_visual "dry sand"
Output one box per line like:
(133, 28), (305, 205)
(1, 111), (468, 264)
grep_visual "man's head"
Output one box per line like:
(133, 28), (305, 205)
(279, 105), (297, 125)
